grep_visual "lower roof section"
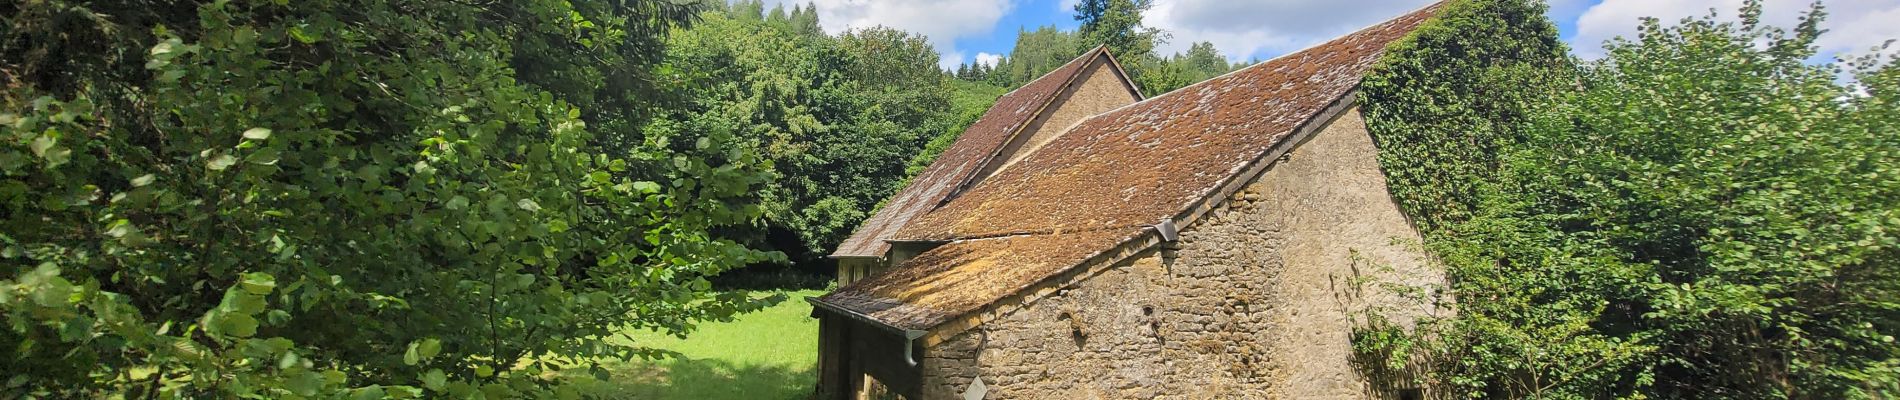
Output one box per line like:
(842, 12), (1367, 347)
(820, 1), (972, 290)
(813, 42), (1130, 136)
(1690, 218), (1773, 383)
(814, 227), (1150, 331)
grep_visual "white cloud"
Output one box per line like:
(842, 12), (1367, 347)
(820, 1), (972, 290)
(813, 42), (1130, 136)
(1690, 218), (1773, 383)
(1144, 0), (1433, 62)
(1571, 0), (1900, 60)
(974, 52), (1004, 67)
(763, 0), (1013, 68)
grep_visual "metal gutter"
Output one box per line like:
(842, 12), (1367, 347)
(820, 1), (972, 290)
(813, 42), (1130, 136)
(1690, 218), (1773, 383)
(806, 297), (931, 366)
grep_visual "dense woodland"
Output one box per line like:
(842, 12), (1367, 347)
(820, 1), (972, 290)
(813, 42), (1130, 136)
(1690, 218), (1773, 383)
(0, 0), (1894, 398)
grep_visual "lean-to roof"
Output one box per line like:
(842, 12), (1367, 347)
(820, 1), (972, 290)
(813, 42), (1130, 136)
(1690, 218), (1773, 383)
(820, 227), (1146, 331)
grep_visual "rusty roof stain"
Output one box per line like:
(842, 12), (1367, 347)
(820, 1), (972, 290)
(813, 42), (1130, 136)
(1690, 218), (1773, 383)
(818, 227), (1147, 331)
(815, 4), (1443, 331)
(831, 46), (1128, 258)
(893, 4), (1440, 242)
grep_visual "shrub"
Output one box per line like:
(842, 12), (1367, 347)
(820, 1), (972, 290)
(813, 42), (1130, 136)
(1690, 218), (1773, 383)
(1, 0), (781, 397)
(1359, 0), (1900, 397)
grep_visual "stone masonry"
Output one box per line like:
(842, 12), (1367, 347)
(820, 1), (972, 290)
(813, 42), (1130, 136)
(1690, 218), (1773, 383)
(915, 107), (1444, 399)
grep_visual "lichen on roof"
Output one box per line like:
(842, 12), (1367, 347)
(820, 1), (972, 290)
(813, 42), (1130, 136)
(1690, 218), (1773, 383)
(819, 3), (1446, 331)
(892, 4), (1442, 242)
(830, 47), (1118, 258)
(817, 227), (1147, 331)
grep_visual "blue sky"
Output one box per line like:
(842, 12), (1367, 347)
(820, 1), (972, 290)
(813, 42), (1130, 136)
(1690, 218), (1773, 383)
(764, 0), (1900, 69)
(949, 0), (1588, 65)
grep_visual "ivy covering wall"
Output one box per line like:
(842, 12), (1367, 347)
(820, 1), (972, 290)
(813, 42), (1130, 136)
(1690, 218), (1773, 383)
(1358, 0), (1900, 398)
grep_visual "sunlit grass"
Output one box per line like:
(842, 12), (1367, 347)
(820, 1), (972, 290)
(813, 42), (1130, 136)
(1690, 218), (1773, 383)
(565, 289), (823, 399)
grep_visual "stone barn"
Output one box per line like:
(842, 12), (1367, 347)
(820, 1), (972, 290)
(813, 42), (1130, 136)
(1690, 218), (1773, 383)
(812, 4), (1449, 399)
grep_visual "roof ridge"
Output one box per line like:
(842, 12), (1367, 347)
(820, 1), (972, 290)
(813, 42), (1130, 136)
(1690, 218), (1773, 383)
(817, 1), (1451, 332)
(829, 46), (1127, 258)
(1062, 1), (1446, 122)
(887, 1), (1446, 243)
(940, 48), (1124, 206)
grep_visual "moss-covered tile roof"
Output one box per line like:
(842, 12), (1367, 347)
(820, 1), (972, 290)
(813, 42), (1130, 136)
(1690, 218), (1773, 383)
(816, 3), (1444, 332)
(818, 227), (1147, 331)
(830, 47), (1124, 258)
(893, 4), (1441, 242)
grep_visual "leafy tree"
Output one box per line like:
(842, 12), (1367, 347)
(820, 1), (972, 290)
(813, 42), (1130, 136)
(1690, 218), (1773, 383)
(1073, 0), (1157, 60)
(1177, 42), (1232, 80)
(0, 0), (782, 397)
(1357, 0), (1900, 397)
(790, 3), (823, 37)
(994, 26), (1083, 88)
(646, 10), (960, 267)
(1141, 42), (1237, 94)
(1073, 0), (1164, 93)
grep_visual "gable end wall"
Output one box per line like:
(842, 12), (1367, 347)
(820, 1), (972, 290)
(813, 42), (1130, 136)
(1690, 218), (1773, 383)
(976, 58), (1142, 182)
(916, 107), (1446, 399)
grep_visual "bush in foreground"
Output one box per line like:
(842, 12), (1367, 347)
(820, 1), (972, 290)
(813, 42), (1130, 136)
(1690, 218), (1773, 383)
(2, 0), (780, 397)
(1359, 0), (1900, 397)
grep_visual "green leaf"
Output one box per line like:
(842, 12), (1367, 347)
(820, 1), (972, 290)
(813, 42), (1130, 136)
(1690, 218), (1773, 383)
(130, 174), (156, 187)
(29, 136), (55, 157)
(278, 351), (301, 369)
(421, 369), (447, 391)
(403, 342), (420, 365)
(286, 371), (324, 396)
(208, 154), (237, 170)
(516, 198), (541, 212)
(240, 273), (277, 295)
(417, 338), (441, 359)
(631, 181), (662, 193)
(220, 314), (259, 338)
(243, 127), (273, 140)
(288, 25), (321, 44)
(446, 195), (469, 210)
(248, 147), (281, 165)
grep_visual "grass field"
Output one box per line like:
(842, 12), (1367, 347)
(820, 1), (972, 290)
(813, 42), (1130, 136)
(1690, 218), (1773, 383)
(568, 289), (824, 399)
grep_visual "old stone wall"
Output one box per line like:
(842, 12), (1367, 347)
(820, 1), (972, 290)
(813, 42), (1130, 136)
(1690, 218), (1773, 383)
(918, 107), (1444, 399)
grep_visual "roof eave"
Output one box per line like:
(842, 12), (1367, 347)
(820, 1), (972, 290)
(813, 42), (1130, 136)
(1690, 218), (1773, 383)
(825, 254), (883, 260)
(806, 296), (926, 338)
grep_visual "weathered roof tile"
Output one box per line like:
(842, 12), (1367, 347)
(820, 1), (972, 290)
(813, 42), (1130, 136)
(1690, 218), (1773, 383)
(893, 4), (1440, 242)
(830, 47), (1119, 258)
(816, 3), (1443, 331)
(818, 227), (1147, 331)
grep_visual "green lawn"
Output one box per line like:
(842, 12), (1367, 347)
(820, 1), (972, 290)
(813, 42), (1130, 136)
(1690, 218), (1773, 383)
(569, 289), (824, 399)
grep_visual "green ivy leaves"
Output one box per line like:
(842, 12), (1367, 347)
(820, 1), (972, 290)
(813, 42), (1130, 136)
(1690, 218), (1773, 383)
(1357, 0), (1900, 397)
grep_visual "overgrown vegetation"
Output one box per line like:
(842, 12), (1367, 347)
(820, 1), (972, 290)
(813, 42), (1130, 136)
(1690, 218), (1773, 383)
(0, 0), (788, 397)
(648, 2), (977, 267)
(1357, 0), (1900, 397)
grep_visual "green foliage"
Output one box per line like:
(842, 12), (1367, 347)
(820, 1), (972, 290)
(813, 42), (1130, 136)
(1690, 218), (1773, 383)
(646, 9), (964, 265)
(1073, 0), (1158, 64)
(905, 80), (1009, 179)
(988, 26), (1084, 87)
(1358, 0), (1900, 398)
(1361, 0), (1568, 232)
(957, 4), (1236, 96)
(1075, 0), (1169, 95)
(1140, 42), (1241, 95)
(1, 0), (785, 397)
